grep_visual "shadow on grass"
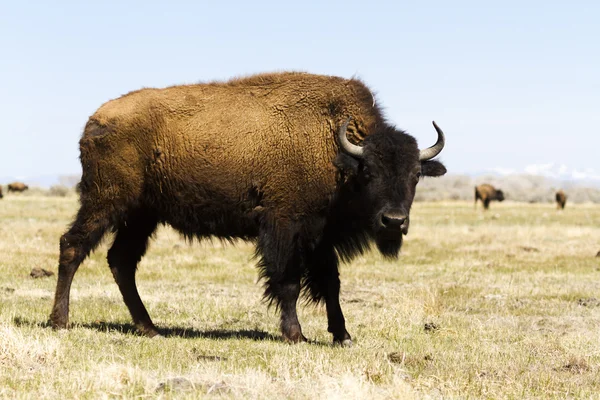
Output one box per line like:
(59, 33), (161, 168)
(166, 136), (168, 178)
(12, 317), (336, 345)
(12, 316), (278, 341)
(91, 321), (281, 341)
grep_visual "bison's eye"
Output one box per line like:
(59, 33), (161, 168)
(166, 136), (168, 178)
(414, 171), (422, 183)
(361, 165), (371, 180)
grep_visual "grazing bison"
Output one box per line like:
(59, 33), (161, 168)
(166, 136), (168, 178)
(49, 72), (447, 345)
(556, 190), (567, 210)
(475, 184), (504, 210)
(7, 182), (29, 193)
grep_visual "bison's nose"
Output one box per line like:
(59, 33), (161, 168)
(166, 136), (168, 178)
(381, 214), (407, 230)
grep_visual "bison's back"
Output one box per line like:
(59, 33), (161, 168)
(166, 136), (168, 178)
(476, 184), (495, 194)
(80, 72), (382, 225)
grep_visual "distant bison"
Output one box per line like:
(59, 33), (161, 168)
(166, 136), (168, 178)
(555, 190), (567, 210)
(49, 72), (447, 345)
(0, 186), (3, 199)
(475, 184), (504, 210)
(7, 182), (29, 193)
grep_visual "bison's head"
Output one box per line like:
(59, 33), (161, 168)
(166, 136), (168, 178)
(334, 119), (446, 258)
(495, 190), (505, 202)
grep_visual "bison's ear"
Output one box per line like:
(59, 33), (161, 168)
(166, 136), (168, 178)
(421, 160), (446, 177)
(333, 153), (360, 175)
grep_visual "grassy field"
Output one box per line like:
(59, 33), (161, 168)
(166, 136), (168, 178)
(1, 196), (599, 399)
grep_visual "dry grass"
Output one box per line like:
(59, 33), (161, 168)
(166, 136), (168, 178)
(1, 196), (599, 399)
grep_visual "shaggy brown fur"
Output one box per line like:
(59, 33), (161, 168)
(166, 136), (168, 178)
(556, 190), (567, 210)
(475, 184), (505, 210)
(7, 182), (28, 193)
(49, 72), (447, 344)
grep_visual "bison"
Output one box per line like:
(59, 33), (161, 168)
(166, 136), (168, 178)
(475, 184), (504, 210)
(555, 190), (567, 210)
(49, 72), (447, 345)
(0, 186), (3, 199)
(7, 182), (29, 193)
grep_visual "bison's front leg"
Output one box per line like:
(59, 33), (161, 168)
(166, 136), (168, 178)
(305, 245), (352, 346)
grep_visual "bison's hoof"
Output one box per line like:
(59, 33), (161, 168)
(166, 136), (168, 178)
(285, 336), (308, 344)
(333, 338), (353, 347)
(136, 324), (161, 338)
(49, 315), (68, 330)
(142, 329), (161, 338)
(283, 333), (308, 344)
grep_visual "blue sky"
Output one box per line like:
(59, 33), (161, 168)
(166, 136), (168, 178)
(1, 1), (598, 182)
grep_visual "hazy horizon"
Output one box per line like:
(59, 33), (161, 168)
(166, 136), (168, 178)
(1, 1), (598, 181)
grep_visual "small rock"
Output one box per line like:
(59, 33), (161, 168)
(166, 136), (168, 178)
(155, 378), (229, 394)
(196, 354), (227, 362)
(388, 352), (405, 364)
(155, 378), (195, 393)
(559, 357), (589, 374)
(424, 322), (439, 333)
(346, 298), (363, 304)
(519, 246), (540, 253)
(30, 268), (54, 279)
(577, 298), (600, 307)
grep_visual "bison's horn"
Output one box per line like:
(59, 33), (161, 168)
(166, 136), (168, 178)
(338, 117), (364, 158)
(419, 121), (445, 161)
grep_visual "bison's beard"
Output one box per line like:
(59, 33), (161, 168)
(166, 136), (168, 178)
(375, 233), (402, 259)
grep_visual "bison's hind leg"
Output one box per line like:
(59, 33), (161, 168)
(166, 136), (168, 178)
(107, 208), (159, 337)
(256, 220), (307, 343)
(50, 203), (112, 329)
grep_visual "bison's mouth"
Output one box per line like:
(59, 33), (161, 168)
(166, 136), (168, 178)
(378, 226), (405, 237)
(375, 231), (403, 259)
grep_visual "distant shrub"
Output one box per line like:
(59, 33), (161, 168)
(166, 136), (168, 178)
(47, 185), (74, 197)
